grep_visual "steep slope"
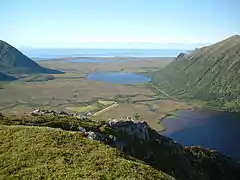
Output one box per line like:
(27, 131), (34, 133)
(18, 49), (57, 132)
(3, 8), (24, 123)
(0, 72), (17, 81)
(0, 125), (174, 180)
(0, 40), (62, 75)
(0, 111), (239, 180)
(152, 35), (240, 111)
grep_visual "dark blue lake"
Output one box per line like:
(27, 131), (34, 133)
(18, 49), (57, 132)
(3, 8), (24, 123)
(70, 59), (124, 63)
(161, 110), (240, 161)
(87, 72), (150, 84)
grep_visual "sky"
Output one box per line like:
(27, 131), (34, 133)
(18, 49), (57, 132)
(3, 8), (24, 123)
(0, 0), (239, 49)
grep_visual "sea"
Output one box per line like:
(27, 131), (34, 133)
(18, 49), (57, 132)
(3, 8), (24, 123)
(20, 48), (190, 60)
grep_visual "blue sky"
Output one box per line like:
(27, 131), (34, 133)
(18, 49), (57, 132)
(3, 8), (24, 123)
(0, 0), (239, 49)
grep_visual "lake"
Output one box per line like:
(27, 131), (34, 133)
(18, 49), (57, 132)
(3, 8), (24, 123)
(87, 72), (150, 84)
(21, 48), (189, 59)
(161, 110), (240, 161)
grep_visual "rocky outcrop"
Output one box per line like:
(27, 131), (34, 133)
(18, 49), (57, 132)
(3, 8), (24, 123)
(29, 109), (90, 121)
(108, 119), (150, 141)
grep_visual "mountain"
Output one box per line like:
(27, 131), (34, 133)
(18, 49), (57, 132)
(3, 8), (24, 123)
(0, 40), (62, 76)
(0, 111), (239, 179)
(152, 35), (240, 111)
(0, 72), (17, 81)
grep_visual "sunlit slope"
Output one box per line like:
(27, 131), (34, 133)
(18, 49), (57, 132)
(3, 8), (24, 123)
(152, 35), (240, 111)
(0, 125), (173, 180)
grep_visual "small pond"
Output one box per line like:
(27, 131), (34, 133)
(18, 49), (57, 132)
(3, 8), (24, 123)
(160, 110), (240, 161)
(87, 72), (150, 84)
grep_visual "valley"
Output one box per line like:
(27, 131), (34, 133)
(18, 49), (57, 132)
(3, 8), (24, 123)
(1, 1), (240, 179)
(0, 57), (192, 132)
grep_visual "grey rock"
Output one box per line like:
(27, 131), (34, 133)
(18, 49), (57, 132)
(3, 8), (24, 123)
(87, 131), (100, 141)
(77, 126), (86, 132)
(108, 119), (150, 141)
(30, 109), (42, 116)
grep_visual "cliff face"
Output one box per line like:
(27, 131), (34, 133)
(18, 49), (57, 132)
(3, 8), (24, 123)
(1, 110), (239, 180)
(0, 40), (63, 76)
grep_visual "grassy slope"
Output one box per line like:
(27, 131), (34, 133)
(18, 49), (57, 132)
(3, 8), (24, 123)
(0, 40), (63, 75)
(0, 125), (173, 180)
(0, 114), (239, 180)
(151, 35), (240, 111)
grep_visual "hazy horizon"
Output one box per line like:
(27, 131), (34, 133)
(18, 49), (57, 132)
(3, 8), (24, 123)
(18, 43), (207, 50)
(1, 0), (239, 49)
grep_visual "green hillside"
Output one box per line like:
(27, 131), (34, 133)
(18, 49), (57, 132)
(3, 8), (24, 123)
(0, 40), (63, 77)
(0, 112), (239, 180)
(0, 125), (173, 180)
(151, 35), (240, 111)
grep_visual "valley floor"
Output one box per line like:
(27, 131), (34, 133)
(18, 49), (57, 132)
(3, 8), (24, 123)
(0, 57), (192, 131)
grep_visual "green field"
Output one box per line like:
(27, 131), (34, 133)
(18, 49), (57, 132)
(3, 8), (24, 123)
(67, 103), (99, 113)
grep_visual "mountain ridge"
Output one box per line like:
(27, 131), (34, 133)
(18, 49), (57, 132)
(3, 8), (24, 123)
(152, 35), (240, 111)
(0, 40), (63, 79)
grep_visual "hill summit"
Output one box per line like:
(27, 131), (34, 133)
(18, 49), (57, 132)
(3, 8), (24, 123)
(0, 40), (62, 80)
(152, 35), (240, 111)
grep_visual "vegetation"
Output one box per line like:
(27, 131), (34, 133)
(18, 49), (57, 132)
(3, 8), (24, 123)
(0, 125), (172, 180)
(0, 114), (239, 180)
(134, 112), (141, 120)
(67, 103), (99, 113)
(20, 74), (55, 82)
(151, 35), (240, 111)
(66, 99), (117, 115)
(0, 40), (63, 79)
